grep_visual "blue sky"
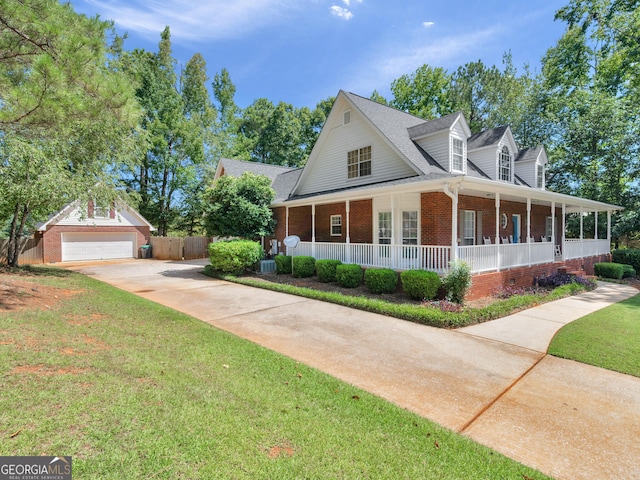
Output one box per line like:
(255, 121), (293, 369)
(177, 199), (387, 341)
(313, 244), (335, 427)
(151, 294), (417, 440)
(71, 0), (569, 110)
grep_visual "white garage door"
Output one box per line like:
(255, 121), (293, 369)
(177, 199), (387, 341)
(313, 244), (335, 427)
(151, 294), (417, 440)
(61, 232), (136, 262)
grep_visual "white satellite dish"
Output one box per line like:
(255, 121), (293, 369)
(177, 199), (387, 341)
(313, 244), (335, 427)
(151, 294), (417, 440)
(283, 235), (300, 248)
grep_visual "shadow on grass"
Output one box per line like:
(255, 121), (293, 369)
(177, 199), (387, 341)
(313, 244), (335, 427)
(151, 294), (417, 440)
(0, 265), (75, 277)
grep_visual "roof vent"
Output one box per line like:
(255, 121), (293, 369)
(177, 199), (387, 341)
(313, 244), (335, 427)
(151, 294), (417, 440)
(343, 110), (351, 125)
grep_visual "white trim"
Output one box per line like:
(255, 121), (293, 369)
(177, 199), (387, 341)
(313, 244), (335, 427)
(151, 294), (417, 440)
(330, 214), (342, 236)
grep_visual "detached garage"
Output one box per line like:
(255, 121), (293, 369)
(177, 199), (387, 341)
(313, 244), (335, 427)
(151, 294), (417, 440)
(37, 200), (155, 263)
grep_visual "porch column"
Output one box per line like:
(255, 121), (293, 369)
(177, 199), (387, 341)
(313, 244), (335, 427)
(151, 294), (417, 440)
(311, 204), (316, 258)
(607, 210), (612, 250)
(495, 193), (501, 272)
(595, 211), (598, 240)
(580, 207), (584, 258)
(285, 206), (290, 255)
(345, 200), (351, 263)
(390, 194), (397, 268)
(443, 184), (459, 267)
(562, 203), (566, 261)
(527, 198), (532, 266)
(551, 201), (556, 262)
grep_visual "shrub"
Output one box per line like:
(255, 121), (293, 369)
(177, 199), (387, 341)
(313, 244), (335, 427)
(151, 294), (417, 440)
(400, 270), (441, 301)
(364, 268), (398, 294)
(443, 260), (472, 304)
(622, 264), (636, 278)
(336, 264), (363, 288)
(316, 259), (342, 283)
(208, 240), (263, 275)
(594, 262), (624, 280)
(292, 256), (316, 278)
(275, 255), (292, 274)
(612, 249), (640, 273)
(536, 272), (595, 289)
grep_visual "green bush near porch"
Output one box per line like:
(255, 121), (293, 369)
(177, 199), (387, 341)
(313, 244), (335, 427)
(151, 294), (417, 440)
(401, 270), (441, 301)
(364, 268), (398, 294)
(336, 264), (363, 288)
(208, 240), (263, 275)
(292, 256), (316, 278)
(275, 254), (292, 274)
(594, 262), (625, 280)
(612, 249), (640, 273)
(316, 259), (343, 283)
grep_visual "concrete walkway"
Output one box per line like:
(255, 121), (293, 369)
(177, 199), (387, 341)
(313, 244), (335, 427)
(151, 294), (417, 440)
(64, 259), (640, 480)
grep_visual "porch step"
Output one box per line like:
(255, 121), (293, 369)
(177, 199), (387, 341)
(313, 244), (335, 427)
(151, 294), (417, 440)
(557, 265), (585, 277)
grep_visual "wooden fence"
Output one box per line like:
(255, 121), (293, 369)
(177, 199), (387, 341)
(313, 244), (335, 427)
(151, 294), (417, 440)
(149, 236), (213, 260)
(0, 237), (44, 265)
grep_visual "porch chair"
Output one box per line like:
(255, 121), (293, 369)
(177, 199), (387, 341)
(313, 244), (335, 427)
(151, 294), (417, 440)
(483, 236), (491, 245)
(501, 236), (510, 244)
(554, 245), (562, 257)
(540, 235), (548, 242)
(529, 236), (536, 243)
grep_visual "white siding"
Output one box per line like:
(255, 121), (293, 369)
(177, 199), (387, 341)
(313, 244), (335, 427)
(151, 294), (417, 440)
(416, 130), (449, 169)
(57, 204), (146, 227)
(296, 102), (416, 196)
(515, 160), (537, 188)
(468, 147), (497, 180)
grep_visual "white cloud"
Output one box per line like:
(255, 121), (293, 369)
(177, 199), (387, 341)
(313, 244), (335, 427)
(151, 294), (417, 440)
(422, 21), (435, 28)
(330, 5), (353, 20)
(83, 0), (301, 42)
(344, 27), (499, 96)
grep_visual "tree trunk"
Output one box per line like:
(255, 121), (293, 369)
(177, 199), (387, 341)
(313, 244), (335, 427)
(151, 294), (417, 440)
(5, 204), (29, 267)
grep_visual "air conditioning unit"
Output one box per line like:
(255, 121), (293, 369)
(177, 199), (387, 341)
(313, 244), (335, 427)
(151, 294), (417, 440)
(259, 259), (276, 274)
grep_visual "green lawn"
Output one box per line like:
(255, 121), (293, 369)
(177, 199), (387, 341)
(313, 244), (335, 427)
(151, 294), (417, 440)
(0, 267), (551, 479)
(549, 292), (640, 377)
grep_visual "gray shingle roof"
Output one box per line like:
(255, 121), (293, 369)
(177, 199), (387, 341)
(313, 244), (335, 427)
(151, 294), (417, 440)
(219, 158), (294, 182)
(467, 126), (509, 150)
(515, 145), (543, 162)
(344, 92), (455, 178)
(407, 111), (463, 140)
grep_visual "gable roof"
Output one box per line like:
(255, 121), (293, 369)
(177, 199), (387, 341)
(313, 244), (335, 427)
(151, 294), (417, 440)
(467, 126), (510, 150)
(515, 145), (546, 163)
(36, 199), (155, 231)
(407, 111), (469, 140)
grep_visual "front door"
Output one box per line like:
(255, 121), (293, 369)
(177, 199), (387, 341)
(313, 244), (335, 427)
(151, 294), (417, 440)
(512, 214), (521, 244)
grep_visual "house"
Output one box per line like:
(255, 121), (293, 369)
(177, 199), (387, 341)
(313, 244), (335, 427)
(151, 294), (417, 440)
(36, 200), (155, 263)
(216, 91), (621, 299)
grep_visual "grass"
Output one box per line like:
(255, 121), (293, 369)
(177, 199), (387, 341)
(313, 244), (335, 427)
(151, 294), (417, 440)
(548, 292), (640, 377)
(208, 266), (594, 329)
(0, 267), (552, 479)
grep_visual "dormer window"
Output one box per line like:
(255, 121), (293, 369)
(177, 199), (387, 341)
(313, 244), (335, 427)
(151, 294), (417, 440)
(347, 146), (371, 179)
(452, 138), (464, 172)
(499, 146), (511, 182)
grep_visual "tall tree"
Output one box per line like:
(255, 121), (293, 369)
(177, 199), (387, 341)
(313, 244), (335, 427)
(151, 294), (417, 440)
(212, 67), (240, 159)
(0, 0), (140, 266)
(122, 27), (213, 236)
(541, 0), (640, 242)
(390, 64), (452, 119)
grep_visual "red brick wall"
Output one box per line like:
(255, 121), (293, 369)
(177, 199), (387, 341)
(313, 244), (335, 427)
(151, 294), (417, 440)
(421, 192), (452, 245)
(288, 206), (313, 242)
(466, 254), (610, 300)
(315, 203), (347, 242)
(349, 199), (373, 243)
(42, 225), (150, 263)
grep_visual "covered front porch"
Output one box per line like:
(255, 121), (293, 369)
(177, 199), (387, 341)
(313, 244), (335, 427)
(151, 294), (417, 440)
(278, 176), (620, 275)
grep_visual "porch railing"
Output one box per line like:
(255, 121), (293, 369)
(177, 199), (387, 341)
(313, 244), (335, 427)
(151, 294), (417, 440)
(290, 242), (451, 273)
(289, 239), (610, 274)
(563, 239), (610, 260)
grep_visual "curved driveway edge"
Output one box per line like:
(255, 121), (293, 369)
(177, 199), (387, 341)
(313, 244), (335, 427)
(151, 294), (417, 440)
(65, 259), (640, 480)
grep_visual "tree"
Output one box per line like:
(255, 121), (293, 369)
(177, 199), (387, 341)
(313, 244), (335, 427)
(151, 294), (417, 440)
(541, 0), (640, 238)
(121, 28), (214, 236)
(0, 0), (140, 266)
(202, 173), (275, 239)
(212, 67), (240, 159)
(390, 64), (452, 119)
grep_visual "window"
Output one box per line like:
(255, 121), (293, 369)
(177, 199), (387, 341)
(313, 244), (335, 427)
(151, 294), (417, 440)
(545, 216), (553, 241)
(402, 211), (418, 245)
(92, 202), (110, 219)
(536, 164), (544, 189)
(462, 210), (476, 246)
(347, 146), (372, 179)
(330, 215), (342, 236)
(452, 138), (464, 172)
(378, 211), (392, 244)
(499, 146), (511, 181)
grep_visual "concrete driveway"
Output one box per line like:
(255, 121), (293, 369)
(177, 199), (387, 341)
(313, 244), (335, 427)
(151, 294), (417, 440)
(65, 259), (640, 480)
